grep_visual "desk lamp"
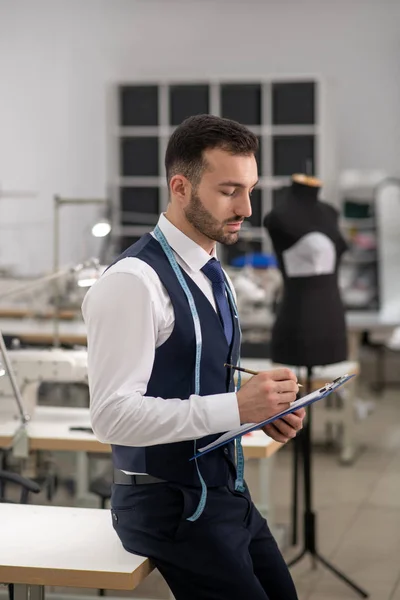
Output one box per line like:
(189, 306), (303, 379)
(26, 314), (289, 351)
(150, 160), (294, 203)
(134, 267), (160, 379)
(53, 196), (111, 347)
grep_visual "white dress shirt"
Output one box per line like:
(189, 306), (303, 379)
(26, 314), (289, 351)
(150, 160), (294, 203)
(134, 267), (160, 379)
(82, 214), (241, 454)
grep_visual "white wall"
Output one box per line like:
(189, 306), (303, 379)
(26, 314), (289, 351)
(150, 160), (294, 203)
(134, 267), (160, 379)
(0, 0), (399, 274)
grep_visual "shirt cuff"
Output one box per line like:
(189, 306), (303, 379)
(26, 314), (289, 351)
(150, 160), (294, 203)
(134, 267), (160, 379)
(201, 392), (241, 434)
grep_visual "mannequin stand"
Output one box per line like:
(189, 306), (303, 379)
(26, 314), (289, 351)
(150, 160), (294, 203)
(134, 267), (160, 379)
(291, 429), (299, 545)
(288, 366), (369, 598)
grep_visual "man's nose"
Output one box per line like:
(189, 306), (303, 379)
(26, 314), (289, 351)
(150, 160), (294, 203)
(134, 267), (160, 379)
(236, 194), (252, 218)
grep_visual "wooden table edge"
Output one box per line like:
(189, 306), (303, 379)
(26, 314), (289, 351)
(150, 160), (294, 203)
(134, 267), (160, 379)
(0, 309), (77, 320)
(0, 435), (111, 454)
(242, 439), (282, 459)
(29, 438), (111, 453)
(0, 561), (154, 590)
(0, 433), (282, 459)
(16, 334), (87, 346)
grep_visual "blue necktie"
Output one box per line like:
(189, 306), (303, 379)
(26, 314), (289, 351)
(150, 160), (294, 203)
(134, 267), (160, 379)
(202, 258), (233, 346)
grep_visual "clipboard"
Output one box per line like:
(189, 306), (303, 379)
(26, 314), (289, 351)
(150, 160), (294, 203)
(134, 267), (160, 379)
(192, 373), (355, 460)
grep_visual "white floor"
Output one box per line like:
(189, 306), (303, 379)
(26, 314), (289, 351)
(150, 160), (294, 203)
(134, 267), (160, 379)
(278, 386), (400, 600)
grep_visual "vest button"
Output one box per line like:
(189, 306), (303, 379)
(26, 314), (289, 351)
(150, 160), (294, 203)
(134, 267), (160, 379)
(224, 447), (229, 455)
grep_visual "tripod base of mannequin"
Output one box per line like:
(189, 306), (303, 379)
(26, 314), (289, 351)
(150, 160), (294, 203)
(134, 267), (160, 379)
(288, 510), (369, 598)
(288, 365), (369, 598)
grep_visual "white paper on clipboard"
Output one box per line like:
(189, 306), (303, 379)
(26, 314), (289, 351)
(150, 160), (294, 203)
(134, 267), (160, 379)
(193, 373), (355, 459)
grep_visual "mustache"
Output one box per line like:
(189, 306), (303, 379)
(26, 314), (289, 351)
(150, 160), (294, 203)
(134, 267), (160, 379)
(225, 217), (244, 224)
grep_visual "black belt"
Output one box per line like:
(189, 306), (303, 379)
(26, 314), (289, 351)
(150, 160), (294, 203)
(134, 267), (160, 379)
(113, 469), (166, 486)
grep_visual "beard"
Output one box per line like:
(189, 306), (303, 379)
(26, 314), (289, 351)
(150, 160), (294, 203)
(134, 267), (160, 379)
(184, 190), (243, 246)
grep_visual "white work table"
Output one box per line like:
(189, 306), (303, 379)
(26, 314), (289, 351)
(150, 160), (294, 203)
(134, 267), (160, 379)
(346, 310), (399, 330)
(240, 358), (359, 386)
(1, 309), (398, 356)
(0, 406), (107, 454)
(0, 406), (281, 514)
(0, 406), (281, 459)
(0, 503), (153, 600)
(0, 317), (87, 346)
(241, 358), (360, 464)
(346, 311), (400, 360)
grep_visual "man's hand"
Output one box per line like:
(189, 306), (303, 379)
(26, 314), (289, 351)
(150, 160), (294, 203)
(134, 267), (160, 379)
(262, 408), (306, 443)
(236, 368), (299, 424)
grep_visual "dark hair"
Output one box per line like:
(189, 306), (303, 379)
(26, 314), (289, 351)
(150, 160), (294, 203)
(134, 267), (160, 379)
(165, 114), (258, 188)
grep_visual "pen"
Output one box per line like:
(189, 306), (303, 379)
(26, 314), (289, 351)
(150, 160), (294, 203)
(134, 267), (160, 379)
(224, 363), (303, 387)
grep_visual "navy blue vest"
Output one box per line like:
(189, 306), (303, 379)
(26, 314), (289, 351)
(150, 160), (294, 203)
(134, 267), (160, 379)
(109, 234), (241, 486)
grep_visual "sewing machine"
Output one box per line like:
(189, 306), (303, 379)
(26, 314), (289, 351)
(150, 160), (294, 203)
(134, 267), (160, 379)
(228, 265), (282, 333)
(0, 349), (88, 420)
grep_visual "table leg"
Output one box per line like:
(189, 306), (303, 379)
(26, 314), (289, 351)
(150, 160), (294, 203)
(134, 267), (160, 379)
(256, 455), (275, 524)
(75, 451), (98, 507)
(342, 329), (362, 465)
(340, 378), (356, 465)
(14, 585), (44, 600)
(255, 453), (288, 549)
(347, 330), (361, 362)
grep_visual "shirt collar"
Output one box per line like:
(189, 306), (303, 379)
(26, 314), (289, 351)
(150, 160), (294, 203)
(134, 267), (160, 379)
(155, 213), (217, 272)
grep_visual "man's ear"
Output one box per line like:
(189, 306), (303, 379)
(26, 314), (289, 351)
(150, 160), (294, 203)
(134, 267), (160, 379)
(170, 175), (191, 206)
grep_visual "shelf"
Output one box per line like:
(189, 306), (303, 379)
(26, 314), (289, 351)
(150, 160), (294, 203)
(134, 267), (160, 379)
(272, 81), (315, 125)
(342, 256), (377, 265)
(239, 227), (265, 241)
(112, 79), (326, 259)
(119, 85), (159, 127)
(169, 84), (210, 125)
(247, 188), (262, 228)
(120, 137), (159, 177)
(117, 125), (319, 136)
(117, 176), (291, 187)
(220, 83), (262, 125)
(120, 187), (159, 214)
(340, 217), (375, 229)
(272, 135), (315, 176)
(339, 191), (380, 311)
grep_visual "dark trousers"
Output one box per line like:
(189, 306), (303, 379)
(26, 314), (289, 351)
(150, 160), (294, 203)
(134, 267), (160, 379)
(111, 478), (298, 600)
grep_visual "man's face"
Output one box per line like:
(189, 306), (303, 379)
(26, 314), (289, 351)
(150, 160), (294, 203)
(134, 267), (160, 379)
(184, 148), (258, 246)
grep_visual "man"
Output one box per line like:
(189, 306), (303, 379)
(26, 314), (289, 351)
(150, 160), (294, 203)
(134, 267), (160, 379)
(83, 114), (305, 600)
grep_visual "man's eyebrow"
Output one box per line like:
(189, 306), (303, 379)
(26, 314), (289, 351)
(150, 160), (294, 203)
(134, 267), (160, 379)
(218, 180), (259, 188)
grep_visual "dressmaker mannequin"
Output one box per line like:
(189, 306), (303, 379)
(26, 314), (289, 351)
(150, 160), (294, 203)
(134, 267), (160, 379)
(263, 174), (348, 367)
(262, 174), (368, 598)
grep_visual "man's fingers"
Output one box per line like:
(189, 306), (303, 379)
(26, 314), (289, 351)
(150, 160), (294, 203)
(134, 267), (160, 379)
(278, 413), (303, 432)
(274, 379), (300, 394)
(292, 408), (306, 419)
(272, 418), (298, 438)
(263, 424), (290, 444)
(265, 368), (298, 382)
(275, 392), (296, 405)
(273, 400), (292, 412)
